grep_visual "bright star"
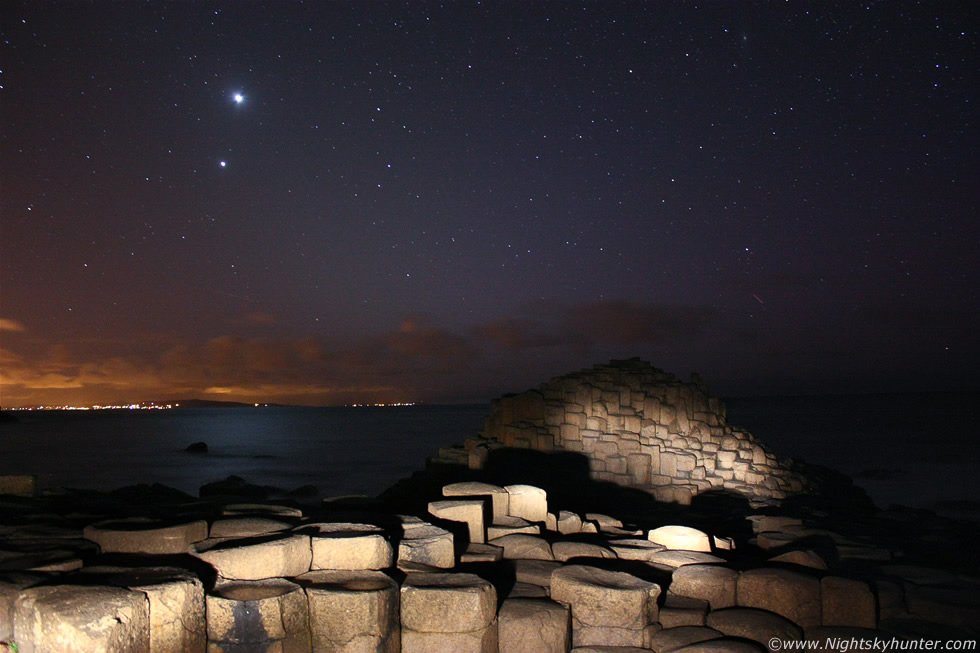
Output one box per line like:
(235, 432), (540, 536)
(233, 93), (244, 104)
(219, 161), (226, 168)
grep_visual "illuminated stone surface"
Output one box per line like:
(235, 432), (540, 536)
(205, 578), (309, 651)
(305, 522), (393, 571)
(83, 517), (208, 554)
(396, 516), (454, 569)
(498, 598), (570, 653)
(14, 585), (150, 652)
(433, 359), (809, 504)
(298, 570), (399, 652)
(192, 534), (313, 581)
(552, 564), (661, 647)
(443, 481), (510, 523)
(648, 525), (713, 553)
(428, 499), (487, 544)
(489, 533), (554, 561)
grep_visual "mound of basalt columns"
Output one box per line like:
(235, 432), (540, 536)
(430, 358), (811, 506)
(1, 475), (977, 652)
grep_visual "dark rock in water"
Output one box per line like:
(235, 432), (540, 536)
(185, 441), (208, 453)
(286, 484), (319, 498)
(199, 475), (270, 499)
(110, 483), (196, 506)
(783, 463), (876, 518)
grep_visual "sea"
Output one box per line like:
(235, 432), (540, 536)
(1, 394), (977, 515)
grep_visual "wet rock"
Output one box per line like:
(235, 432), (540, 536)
(199, 475), (270, 500)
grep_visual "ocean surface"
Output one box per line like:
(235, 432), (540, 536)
(0, 405), (488, 499)
(725, 393), (979, 514)
(1, 394), (977, 513)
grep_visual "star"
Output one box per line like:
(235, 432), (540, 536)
(232, 93), (244, 104)
(219, 161), (226, 167)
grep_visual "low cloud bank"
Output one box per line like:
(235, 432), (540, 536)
(2, 299), (975, 406)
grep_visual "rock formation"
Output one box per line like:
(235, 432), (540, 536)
(433, 358), (809, 506)
(2, 361), (976, 649)
(1, 477), (977, 650)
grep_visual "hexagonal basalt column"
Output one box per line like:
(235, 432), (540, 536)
(551, 564), (661, 648)
(504, 485), (548, 523)
(668, 564), (738, 611)
(78, 565), (206, 653)
(736, 567), (821, 630)
(442, 481), (510, 523)
(400, 572), (498, 652)
(302, 523), (393, 571)
(428, 499), (487, 544)
(498, 597), (570, 653)
(647, 525), (712, 553)
(396, 516), (455, 570)
(83, 517), (209, 554)
(297, 570), (399, 652)
(205, 578), (310, 652)
(192, 534), (313, 581)
(14, 585), (150, 652)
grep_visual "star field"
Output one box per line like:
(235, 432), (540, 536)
(0, 1), (977, 406)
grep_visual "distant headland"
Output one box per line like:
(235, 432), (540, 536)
(3, 399), (423, 411)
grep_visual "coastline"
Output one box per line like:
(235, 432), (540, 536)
(0, 461), (977, 649)
(1, 393), (977, 516)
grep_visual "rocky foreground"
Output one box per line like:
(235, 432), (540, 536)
(2, 359), (977, 650)
(0, 468), (978, 652)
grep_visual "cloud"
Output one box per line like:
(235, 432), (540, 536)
(563, 300), (720, 346)
(471, 300), (721, 354)
(241, 312), (276, 325)
(471, 317), (564, 351)
(0, 300), (736, 406)
(0, 318), (25, 332)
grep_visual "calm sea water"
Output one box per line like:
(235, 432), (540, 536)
(1, 394), (977, 511)
(0, 405), (488, 498)
(725, 392), (980, 512)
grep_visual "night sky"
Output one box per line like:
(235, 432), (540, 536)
(1, 2), (977, 407)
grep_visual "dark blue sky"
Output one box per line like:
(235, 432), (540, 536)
(1, 1), (977, 406)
